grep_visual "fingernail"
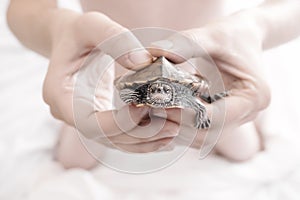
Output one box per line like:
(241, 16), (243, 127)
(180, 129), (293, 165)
(131, 105), (149, 116)
(151, 40), (173, 50)
(163, 145), (175, 151)
(156, 143), (167, 151)
(157, 145), (174, 152)
(129, 51), (152, 67)
(164, 133), (178, 139)
(138, 106), (150, 115)
(151, 109), (167, 118)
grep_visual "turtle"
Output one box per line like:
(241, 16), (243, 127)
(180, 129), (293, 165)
(114, 56), (227, 129)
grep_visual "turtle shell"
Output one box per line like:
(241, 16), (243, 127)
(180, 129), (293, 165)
(115, 56), (208, 90)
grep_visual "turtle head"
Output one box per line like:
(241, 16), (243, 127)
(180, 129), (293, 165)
(147, 81), (173, 106)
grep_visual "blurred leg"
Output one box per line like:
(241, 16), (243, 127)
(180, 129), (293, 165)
(215, 122), (263, 162)
(55, 124), (98, 169)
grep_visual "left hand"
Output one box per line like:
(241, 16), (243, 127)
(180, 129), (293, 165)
(149, 14), (271, 148)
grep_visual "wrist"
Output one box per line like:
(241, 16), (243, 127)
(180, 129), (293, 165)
(239, 1), (300, 49)
(227, 9), (267, 50)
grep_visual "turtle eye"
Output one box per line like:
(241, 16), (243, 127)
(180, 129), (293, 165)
(163, 85), (171, 93)
(150, 87), (154, 93)
(150, 84), (158, 93)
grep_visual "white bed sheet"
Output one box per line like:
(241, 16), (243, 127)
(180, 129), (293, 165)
(1, 1), (300, 200)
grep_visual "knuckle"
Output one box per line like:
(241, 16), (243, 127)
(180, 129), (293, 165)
(260, 80), (271, 109)
(74, 12), (126, 45)
(116, 53), (133, 69)
(137, 146), (151, 153)
(249, 79), (271, 111)
(104, 24), (126, 38)
(160, 138), (173, 146)
(181, 30), (198, 42)
(76, 12), (111, 27)
(259, 87), (271, 110)
(42, 75), (52, 106)
(49, 106), (62, 121)
(165, 121), (180, 132)
(42, 74), (63, 121)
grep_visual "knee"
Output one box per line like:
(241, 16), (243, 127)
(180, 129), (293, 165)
(55, 152), (98, 170)
(55, 124), (98, 170)
(215, 123), (262, 162)
(219, 145), (260, 162)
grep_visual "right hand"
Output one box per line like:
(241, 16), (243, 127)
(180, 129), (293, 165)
(43, 11), (178, 153)
(149, 16), (271, 150)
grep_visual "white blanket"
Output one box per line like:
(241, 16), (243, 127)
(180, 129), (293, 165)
(1, 1), (300, 200)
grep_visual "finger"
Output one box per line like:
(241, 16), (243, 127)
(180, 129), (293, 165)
(213, 60), (271, 126)
(151, 92), (260, 130)
(108, 119), (179, 144)
(219, 90), (265, 127)
(151, 106), (212, 128)
(100, 33), (153, 70)
(112, 138), (175, 153)
(77, 13), (152, 70)
(74, 102), (150, 139)
(149, 30), (214, 63)
(96, 105), (151, 137)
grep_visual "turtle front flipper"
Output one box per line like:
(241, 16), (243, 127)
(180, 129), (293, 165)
(119, 88), (141, 104)
(181, 97), (211, 129)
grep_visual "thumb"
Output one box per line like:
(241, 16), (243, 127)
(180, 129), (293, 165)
(78, 12), (152, 70)
(99, 30), (153, 70)
(149, 30), (215, 63)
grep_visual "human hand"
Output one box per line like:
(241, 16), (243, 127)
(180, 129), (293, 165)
(150, 14), (271, 148)
(43, 12), (178, 152)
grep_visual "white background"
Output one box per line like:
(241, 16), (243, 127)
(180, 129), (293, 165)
(1, 1), (300, 200)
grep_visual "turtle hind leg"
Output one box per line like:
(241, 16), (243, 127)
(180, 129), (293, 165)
(200, 94), (212, 103)
(200, 91), (229, 103)
(196, 91), (229, 128)
(210, 91), (228, 103)
(197, 116), (211, 129)
(195, 109), (211, 129)
(182, 97), (211, 129)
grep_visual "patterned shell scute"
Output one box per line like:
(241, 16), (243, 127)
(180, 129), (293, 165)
(115, 57), (204, 90)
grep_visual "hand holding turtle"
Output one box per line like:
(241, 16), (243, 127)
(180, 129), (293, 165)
(151, 16), (271, 126)
(149, 15), (271, 147)
(42, 12), (179, 153)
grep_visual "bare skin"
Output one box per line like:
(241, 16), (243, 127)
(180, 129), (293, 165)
(7, 0), (300, 169)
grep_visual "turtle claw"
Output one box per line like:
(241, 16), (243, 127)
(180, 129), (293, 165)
(203, 118), (211, 129)
(196, 117), (211, 129)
